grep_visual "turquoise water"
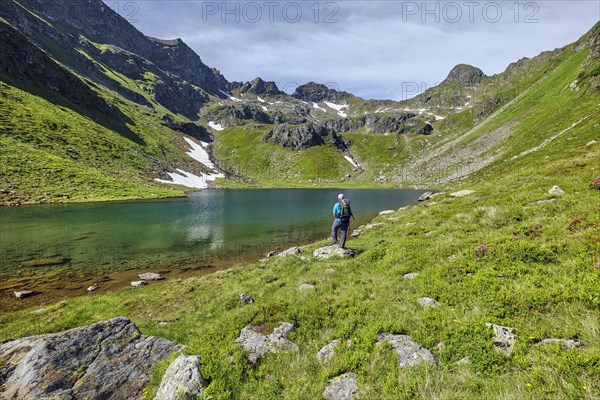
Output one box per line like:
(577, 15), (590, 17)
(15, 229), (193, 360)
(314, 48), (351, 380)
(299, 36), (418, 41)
(0, 189), (424, 280)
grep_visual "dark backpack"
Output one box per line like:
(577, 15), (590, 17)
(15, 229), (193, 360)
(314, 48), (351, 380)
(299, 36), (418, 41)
(339, 200), (354, 220)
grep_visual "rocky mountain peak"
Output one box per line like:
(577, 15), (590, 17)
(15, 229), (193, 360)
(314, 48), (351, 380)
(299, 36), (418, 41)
(442, 64), (486, 87)
(230, 77), (283, 96)
(292, 82), (355, 103)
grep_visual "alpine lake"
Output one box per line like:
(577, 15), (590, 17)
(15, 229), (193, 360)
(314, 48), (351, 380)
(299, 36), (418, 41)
(0, 188), (425, 312)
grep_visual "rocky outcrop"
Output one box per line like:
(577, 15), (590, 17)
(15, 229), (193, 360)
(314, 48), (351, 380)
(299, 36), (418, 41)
(161, 115), (212, 142)
(313, 246), (356, 260)
(0, 317), (182, 400)
(154, 355), (207, 400)
(377, 333), (438, 368)
(264, 123), (345, 150)
(442, 64), (486, 87)
(234, 322), (299, 365)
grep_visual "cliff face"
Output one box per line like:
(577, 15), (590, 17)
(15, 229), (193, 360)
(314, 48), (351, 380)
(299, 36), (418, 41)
(0, 0), (229, 119)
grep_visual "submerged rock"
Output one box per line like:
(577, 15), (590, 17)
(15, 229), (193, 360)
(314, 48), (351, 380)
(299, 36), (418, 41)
(154, 355), (207, 400)
(377, 333), (438, 368)
(234, 322), (299, 365)
(313, 246), (356, 260)
(323, 372), (358, 400)
(0, 317), (182, 400)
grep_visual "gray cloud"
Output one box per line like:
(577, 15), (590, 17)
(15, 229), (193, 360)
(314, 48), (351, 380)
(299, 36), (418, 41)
(110, 1), (599, 100)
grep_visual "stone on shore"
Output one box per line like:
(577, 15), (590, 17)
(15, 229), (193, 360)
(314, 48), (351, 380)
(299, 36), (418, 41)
(377, 333), (438, 368)
(323, 372), (358, 400)
(13, 290), (35, 299)
(86, 286), (97, 293)
(418, 191), (434, 201)
(0, 317), (182, 400)
(234, 322), (299, 365)
(138, 272), (165, 281)
(278, 247), (303, 257)
(154, 355), (207, 400)
(313, 246), (356, 260)
(130, 281), (147, 287)
(350, 229), (361, 238)
(379, 210), (394, 215)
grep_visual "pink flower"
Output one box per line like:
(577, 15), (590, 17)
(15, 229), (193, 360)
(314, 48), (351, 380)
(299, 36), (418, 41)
(594, 260), (600, 268)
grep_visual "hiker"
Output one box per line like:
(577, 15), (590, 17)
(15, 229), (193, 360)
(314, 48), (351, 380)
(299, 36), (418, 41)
(332, 193), (354, 248)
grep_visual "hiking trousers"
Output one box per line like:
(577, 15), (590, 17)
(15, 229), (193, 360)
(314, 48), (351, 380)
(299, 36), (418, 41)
(332, 218), (350, 248)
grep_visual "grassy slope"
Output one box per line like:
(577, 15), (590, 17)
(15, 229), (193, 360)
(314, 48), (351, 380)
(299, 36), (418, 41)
(0, 82), (187, 203)
(0, 43), (598, 397)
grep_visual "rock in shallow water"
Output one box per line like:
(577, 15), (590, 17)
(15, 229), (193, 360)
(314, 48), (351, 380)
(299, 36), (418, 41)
(0, 317), (182, 400)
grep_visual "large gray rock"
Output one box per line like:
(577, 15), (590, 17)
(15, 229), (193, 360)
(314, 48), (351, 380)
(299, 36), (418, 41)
(377, 333), (438, 368)
(418, 191), (434, 201)
(313, 246), (356, 260)
(234, 322), (299, 365)
(323, 372), (358, 400)
(154, 355), (206, 400)
(0, 317), (182, 400)
(486, 323), (516, 355)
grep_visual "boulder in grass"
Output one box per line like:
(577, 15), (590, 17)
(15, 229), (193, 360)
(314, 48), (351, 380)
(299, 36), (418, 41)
(539, 338), (583, 350)
(417, 297), (440, 307)
(486, 323), (516, 355)
(548, 185), (565, 196)
(377, 333), (438, 368)
(234, 322), (299, 365)
(154, 355), (207, 400)
(323, 372), (358, 400)
(130, 281), (147, 287)
(313, 246), (355, 260)
(317, 339), (340, 363)
(278, 247), (303, 257)
(0, 317), (182, 400)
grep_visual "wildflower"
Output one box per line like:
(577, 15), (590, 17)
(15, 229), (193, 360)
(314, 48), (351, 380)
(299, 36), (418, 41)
(526, 383), (532, 388)
(594, 260), (600, 268)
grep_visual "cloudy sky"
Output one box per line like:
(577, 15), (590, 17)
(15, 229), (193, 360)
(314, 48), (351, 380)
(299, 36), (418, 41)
(105, 1), (599, 100)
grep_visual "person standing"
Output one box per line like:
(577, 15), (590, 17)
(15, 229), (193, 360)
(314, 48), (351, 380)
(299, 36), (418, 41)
(332, 193), (354, 248)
